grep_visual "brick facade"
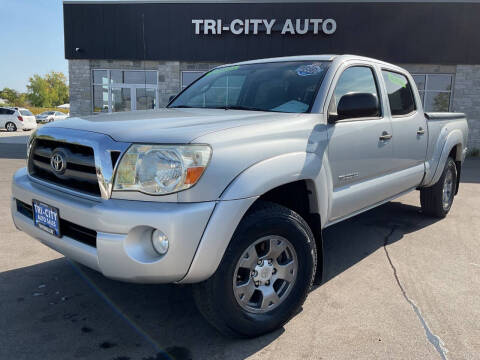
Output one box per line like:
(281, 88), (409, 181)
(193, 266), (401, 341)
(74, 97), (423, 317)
(452, 65), (480, 152)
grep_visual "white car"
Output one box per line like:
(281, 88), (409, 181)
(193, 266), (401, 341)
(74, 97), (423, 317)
(0, 107), (37, 132)
(35, 111), (69, 123)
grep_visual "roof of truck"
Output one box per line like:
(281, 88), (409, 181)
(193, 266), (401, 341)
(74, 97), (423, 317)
(223, 54), (404, 72)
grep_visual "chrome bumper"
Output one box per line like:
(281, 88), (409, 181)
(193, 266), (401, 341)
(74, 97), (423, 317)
(11, 167), (216, 283)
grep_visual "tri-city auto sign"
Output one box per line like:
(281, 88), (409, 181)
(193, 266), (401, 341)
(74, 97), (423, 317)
(192, 18), (337, 35)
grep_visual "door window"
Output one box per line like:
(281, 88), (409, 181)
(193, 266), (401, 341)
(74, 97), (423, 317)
(382, 70), (416, 116)
(93, 86), (109, 112)
(111, 88), (131, 112)
(136, 88), (157, 110)
(329, 66), (380, 119)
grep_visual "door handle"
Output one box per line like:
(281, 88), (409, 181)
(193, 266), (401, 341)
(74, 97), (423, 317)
(379, 131), (392, 141)
(417, 127), (425, 135)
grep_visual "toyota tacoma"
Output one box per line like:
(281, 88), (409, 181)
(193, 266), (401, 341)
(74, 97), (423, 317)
(11, 55), (469, 337)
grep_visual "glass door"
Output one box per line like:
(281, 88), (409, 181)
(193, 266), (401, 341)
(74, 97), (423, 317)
(135, 88), (157, 110)
(111, 87), (132, 113)
(93, 70), (159, 113)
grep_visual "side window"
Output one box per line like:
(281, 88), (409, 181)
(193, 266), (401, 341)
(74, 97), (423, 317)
(382, 70), (416, 116)
(0, 108), (5, 115)
(329, 66), (380, 119)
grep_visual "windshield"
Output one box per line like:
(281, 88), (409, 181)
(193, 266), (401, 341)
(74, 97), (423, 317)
(169, 61), (330, 113)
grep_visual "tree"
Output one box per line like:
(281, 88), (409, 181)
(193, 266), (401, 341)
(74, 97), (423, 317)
(27, 71), (69, 107)
(46, 72), (69, 106)
(0, 88), (23, 106)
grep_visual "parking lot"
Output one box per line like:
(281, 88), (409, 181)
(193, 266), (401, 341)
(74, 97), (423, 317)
(1, 129), (479, 360)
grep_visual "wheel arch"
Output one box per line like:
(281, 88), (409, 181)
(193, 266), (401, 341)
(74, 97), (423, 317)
(426, 129), (464, 187)
(448, 145), (462, 195)
(180, 153), (327, 284)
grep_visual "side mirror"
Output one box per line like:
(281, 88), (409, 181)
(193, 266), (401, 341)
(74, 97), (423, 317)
(168, 95), (176, 103)
(335, 92), (380, 121)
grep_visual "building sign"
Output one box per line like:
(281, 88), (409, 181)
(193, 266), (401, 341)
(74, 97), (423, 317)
(192, 18), (337, 35)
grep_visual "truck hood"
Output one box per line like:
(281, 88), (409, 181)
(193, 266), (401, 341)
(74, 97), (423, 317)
(46, 108), (299, 143)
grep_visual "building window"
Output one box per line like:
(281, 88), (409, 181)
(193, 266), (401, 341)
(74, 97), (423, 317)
(92, 69), (159, 113)
(412, 74), (453, 112)
(181, 71), (204, 89)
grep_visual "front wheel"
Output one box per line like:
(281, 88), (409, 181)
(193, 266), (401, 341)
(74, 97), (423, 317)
(420, 157), (457, 218)
(193, 201), (317, 338)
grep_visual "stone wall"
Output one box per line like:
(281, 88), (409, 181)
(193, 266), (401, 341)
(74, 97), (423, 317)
(69, 60), (92, 117)
(452, 65), (480, 152)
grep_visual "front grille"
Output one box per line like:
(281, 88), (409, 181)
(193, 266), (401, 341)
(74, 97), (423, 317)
(16, 200), (97, 248)
(28, 139), (101, 196)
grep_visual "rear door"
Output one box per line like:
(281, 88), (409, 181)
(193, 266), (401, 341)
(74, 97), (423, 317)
(380, 69), (427, 188)
(326, 64), (396, 221)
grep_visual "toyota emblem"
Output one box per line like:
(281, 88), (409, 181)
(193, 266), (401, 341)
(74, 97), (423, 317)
(50, 150), (67, 174)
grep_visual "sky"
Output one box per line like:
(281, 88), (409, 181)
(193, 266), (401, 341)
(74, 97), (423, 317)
(0, 0), (68, 92)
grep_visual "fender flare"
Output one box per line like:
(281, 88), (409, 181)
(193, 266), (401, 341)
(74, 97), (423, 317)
(179, 152), (330, 283)
(424, 129), (464, 187)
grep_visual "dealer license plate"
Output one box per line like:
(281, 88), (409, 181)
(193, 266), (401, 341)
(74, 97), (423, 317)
(33, 200), (61, 237)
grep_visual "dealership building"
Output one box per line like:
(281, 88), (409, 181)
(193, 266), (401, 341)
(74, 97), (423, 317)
(63, 0), (480, 150)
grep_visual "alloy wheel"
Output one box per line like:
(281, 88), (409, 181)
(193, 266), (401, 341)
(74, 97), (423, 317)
(442, 167), (454, 210)
(233, 235), (298, 314)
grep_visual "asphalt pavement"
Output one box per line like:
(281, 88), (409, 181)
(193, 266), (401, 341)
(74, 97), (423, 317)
(1, 129), (479, 360)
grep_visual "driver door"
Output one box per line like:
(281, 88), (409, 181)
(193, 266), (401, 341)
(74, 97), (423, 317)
(326, 65), (396, 221)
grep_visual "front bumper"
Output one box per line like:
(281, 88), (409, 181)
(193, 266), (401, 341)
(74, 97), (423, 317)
(11, 167), (216, 283)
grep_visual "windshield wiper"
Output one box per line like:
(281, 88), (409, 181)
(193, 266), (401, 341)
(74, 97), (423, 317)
(212, 105), (266, 112)
(169, 105), (267, 111)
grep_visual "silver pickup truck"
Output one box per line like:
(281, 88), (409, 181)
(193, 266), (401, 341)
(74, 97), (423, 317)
(11, 55), (468, 338)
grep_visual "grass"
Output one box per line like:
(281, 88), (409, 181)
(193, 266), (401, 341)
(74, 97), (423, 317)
(0, 103), (69, 115)
(24, 106), (69, 115)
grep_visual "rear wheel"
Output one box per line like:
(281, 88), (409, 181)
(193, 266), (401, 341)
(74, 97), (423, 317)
(5, 122), (17, 132)
(420, 157), (457, 218)
(193, 201), (316, 338)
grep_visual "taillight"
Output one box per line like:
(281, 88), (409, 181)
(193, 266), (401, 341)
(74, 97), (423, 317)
(18, 116), (23, 122)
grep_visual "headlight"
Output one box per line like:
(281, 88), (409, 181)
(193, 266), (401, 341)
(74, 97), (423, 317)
(113, 144), (212, 195)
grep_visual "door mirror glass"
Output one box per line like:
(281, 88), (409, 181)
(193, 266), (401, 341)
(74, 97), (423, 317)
(334, 92), (380, 121)
(168, 95), (177, 103)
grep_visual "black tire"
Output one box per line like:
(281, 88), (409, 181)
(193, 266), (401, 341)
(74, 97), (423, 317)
(193, 201), (317, 338)
(420, 157), (457, 218)
(5, 122), (17, 132)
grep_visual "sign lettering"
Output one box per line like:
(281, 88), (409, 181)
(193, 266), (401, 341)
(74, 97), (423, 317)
(192, 18), (336, 36)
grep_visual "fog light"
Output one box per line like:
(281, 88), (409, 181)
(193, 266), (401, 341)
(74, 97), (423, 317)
(151, 229), (169, 255)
